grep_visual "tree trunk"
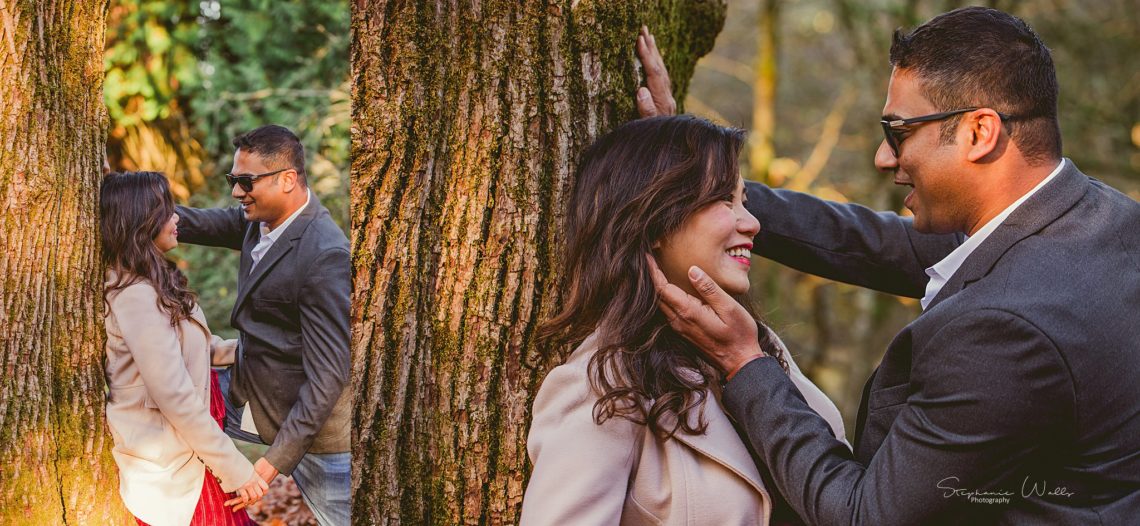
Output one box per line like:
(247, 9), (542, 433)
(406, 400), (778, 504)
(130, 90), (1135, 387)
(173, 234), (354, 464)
(0, 0), (128, 524)
(350, 1), (725, 524)
(750, 0), (779, 184)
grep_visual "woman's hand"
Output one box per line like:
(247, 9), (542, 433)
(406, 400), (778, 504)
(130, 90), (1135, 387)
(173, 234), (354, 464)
(224, 471), (270, 512)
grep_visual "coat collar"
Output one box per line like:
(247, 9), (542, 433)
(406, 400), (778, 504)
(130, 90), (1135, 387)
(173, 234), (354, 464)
(233, 193), (324, 312)
(187, 304), (211, 340)
(668, 395), (770, 498)
(926, 161), (1087, 310)
(105, 269), (214, 342)
(577, 331), (770, 499)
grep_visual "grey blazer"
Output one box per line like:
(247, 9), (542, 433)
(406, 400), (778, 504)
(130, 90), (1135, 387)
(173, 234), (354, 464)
(176, 194), (351, 474)
(727, 161), (1140, 525)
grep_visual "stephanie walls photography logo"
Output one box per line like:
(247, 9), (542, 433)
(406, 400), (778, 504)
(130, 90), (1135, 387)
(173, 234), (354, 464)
(937, 476), (1076, 505)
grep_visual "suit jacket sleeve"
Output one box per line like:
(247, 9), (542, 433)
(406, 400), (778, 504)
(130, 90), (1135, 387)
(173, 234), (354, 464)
(723, 309), (1072, 525)
(175, 205), (247, 250)
(110, 283), (255, 492)
(520, 358), (642, 525)
(263, 246), (352, 474)
(745, 182), (962, 298)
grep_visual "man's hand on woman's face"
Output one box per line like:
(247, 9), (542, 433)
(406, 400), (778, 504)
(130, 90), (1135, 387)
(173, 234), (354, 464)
(635, 26), (677, 118)
(646, 255), (765, 378)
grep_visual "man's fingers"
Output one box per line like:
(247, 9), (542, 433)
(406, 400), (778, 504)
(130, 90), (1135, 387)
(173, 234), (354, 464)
(635, 26), (676, 117)
(657, 296), (680, 324)
(637, 87), (658, 118)
(687, 266), (736, 320)
(645, 253), (671, 289)
(647, 254), (702, 317)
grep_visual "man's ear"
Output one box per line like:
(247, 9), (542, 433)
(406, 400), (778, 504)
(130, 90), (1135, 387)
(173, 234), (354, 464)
(280, 168), (299, 192)
(965, 109), (1004, 162)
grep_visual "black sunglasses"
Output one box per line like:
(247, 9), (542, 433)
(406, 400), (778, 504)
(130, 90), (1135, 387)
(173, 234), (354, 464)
(225, 168), (289, 192)
(880, 108), (1011, 157)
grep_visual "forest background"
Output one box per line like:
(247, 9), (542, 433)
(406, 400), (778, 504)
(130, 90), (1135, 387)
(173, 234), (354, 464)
(108, 0), (1139, 443)
(102, 0), (1135, 524)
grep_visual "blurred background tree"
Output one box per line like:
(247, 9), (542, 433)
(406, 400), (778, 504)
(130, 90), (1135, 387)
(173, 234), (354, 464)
(685, 0), (1139, 430)
(105, 0), (350, 339)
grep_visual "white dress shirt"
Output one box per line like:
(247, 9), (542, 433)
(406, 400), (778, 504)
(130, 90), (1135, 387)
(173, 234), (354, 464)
(240, 189), (311, 434)
(920, 159), (1066, 310)
(250, 189), (311, 272)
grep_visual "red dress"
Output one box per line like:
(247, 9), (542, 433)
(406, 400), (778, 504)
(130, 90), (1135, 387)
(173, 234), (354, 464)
(135, 371), (257, 526)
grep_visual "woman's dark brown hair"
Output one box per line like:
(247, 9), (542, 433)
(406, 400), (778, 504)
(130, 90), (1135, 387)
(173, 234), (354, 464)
(101, 171), (196, 324)
(541, 115), (784, 438)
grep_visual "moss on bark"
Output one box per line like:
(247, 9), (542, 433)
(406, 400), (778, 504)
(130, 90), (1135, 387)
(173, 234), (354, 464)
(351, 1), (726, 524)
(0, 0), (128, 524)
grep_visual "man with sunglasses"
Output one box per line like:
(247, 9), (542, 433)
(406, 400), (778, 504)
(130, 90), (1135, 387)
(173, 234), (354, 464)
(176, 125), (351, 525)
(637, 6), (1139, 525)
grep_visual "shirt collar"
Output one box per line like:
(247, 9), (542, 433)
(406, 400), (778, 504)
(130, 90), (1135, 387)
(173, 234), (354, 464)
(926, 158), (1066, 285)
(259, 189), (312, 241)
(916, 157), (1067, 310)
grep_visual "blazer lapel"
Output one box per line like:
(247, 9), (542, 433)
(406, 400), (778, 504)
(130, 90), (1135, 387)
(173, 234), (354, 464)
(238, 225), (256, 280)
(232, 194), (322, 314)
(671, 395), (769, 496)
(234, 233), (296, 309)
(925, 161), (1087, 311)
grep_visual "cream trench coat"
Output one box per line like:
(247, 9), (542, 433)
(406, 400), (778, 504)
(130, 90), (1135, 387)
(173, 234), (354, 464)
(104, 273), (255, 526)
(521, 332), (848, 525)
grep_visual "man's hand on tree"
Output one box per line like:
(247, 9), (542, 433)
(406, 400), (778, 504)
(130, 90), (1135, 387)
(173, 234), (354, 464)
(646, 255), (765, 379)
(635, 26), (677, 117)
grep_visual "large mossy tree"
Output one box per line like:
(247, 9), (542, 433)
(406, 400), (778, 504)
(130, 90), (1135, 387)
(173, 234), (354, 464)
(350, 1), (727, 524)
(0, 1), (129, 523)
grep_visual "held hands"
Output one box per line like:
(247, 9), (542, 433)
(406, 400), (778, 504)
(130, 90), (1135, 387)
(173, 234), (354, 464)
(225, 457), (279, 511)
(635, 26), (677, 118)
(224, 471), (269, 512)
(646, 255), (765, 379)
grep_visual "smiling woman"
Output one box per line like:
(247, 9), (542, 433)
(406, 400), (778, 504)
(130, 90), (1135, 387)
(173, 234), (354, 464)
(521, 115), (848, 525)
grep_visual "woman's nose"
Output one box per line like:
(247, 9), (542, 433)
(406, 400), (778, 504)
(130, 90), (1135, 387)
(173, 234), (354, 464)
(739, 207), (761, 237)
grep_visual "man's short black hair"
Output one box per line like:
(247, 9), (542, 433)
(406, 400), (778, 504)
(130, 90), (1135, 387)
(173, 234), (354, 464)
(890, 7), (1062, 165)
(232, 125), (308, 185)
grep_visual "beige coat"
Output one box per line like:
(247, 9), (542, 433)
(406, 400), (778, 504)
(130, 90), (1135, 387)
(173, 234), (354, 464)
(104, 274), (255, 526)
(521, 332), (847, 525)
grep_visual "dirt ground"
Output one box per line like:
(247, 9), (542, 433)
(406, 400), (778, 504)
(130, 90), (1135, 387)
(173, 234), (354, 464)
(246, 475), (317, 526)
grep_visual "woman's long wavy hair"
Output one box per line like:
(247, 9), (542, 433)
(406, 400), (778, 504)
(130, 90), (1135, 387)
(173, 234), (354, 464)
(541, 115), (785, 439)
(101, 171), (196, 325)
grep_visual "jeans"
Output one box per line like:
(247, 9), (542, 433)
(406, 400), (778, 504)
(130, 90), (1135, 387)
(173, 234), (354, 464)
(216, 367), (350, 525)
(291, 450), (351, 526)
(216, 366), (265, 444)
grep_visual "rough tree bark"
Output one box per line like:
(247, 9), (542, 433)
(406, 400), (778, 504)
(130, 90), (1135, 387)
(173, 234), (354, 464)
(350, 1), (725, 524)
(0, 0), (128, 524)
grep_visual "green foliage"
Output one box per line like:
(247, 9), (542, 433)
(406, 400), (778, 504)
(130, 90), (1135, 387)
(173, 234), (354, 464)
(104, 1), (202, 127)
(194, 0), (350, 226)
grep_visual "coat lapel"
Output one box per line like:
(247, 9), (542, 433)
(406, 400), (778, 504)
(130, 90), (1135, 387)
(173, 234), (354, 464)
(188, 305), (212, 341)
(232, 194), (322, 315)
(671, 395), (769, 497)
(925, 161), (1087, 311)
